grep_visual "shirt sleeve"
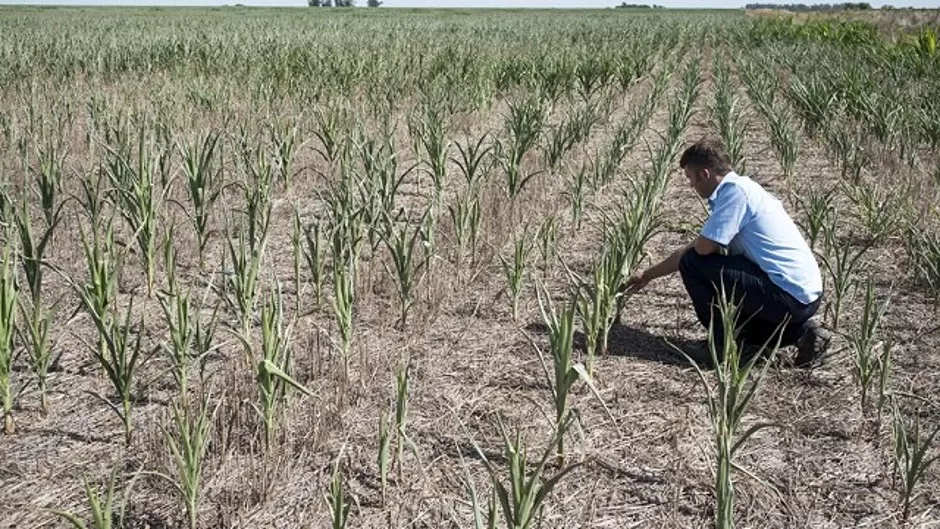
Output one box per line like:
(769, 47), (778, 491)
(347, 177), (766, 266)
(701, 184), (748, 246)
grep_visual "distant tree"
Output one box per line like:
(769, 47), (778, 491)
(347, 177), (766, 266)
(335, 0), (355, 5)
(368, 0), (383, 6)
(308, 0), (321, 5)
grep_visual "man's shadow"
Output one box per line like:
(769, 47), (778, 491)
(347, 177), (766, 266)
(525, 321), (710, 367)
(602, 322), (709, 366)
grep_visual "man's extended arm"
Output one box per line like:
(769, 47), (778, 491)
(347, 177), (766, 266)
(623, 235), (720, 292)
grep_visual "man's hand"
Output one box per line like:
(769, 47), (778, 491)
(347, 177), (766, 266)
(620, 271), (649, 294)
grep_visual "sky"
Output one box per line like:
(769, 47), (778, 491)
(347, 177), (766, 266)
(0, 0), (935, 7)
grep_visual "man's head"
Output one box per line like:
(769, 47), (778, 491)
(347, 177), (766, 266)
(679, 138), (733, 199)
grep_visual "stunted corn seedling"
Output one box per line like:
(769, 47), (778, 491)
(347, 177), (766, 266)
(0, 240), (17, 435)
(453, 132), (493, 190)
(103, 126), (163, 297)
(448, 188), (481, 277)
(17, 286), (54, 415)
(843, 182), (904, 245)
(676, 280), (782, 529)
(378, 407), (391, 506)
(313, 103), (349, 166)
(223, 218), (268, 337)
(892, 403), (940, 522)
(394, 361), (416, 481)
(710, 54), (747, 175)
(268, 117), (298, 188)
(573, 255), (614, 378)
(499, 228), (533, 322)
(51, 463), (138, 529)
(796, 186), (835, 251)
(472, 413), (583, 529)
(158, 241), (197, 398)
(240, 283), (312, 448)
(847, 278), (891, 416)
(178, 129), (224, 269)
(330, 207), (362, 373)
(301, 217), (326, 310)
(326, 455), (352, 529)
(764, 102), (799, 195)
(84, 295), (147, 446)
(532, 281), (591, 462)
(26, 125), (66, 229)
(159, 391), (218, 529)
(498, 94), (545, 201)
(383, 210), (429, 329)
(411, 100), (450, 198)
(820, 226), (869, 333)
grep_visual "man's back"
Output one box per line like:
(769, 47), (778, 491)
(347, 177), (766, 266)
(701, 173), (823, 305)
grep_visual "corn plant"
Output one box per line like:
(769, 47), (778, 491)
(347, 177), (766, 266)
(447, 188), (481, 276)
(567, 162), (589, 229)
(459, 449), (498, 529)
(394, 361), (416, 482)
(675, 281), (782, 529)
(103, 127), (163, 297)
(178, 129), (224, 269)
(411, 101), (450, 198)
(472, 413), (583, 529)
(764, 102), (799, 193)
(905, 219), (940, 303)
(498, 94), (545, 201)
(84, 295), (147, 447)
(158, 391), (218, 529)
(383, 210), (429, 329)
(378, 407), (391, 506)
(843, 182), (904, 246)
(244, 283), (312, 448)
(269, 117), (298, 187)
(710, 54), (747, 175)
(573, 256), (613, 378)
(533, 282), (593, 462)
(26, 126), (67, 229)
(892, 404), (940, 522)
(499, 228), (533, 322)
(17, 287), (55, 415)
(158, 243), (196, 398)
(326, 455), (351, 529)
(301, 217), (326, 309)
(830, 128), (870, 186)
(820, 226), (869, 333)
(536, 216), (558, 273)
(453, 132), (493, 190)
(796, 187), (835, 251)
(0, 240), (16, 435)
(331, 215), (360, 374)
(787, 74), (840, 139)
(222, 217), (268, 337)
(846, 278), (891, 416)
(51, 463), (139, 529)
(312, 104), (348, 165)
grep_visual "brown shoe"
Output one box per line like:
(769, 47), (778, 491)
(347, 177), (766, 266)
(794, 319), (831, 368)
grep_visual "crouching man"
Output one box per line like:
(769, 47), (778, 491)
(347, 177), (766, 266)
(624, 138), (831, 367)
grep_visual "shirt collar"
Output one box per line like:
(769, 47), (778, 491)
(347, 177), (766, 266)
(708, 171), (739, 205)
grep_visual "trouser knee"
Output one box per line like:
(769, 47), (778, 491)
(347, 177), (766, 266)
(678, 248), (702, 279)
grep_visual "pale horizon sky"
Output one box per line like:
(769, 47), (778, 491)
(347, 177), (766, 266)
(0, 0), (936, 8)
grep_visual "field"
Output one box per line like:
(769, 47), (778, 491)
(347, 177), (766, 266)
(1, 5), (939, 529)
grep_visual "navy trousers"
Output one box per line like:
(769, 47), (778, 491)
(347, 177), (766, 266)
(678, 249), (820, 351)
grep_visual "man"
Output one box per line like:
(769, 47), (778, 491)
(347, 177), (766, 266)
(624, 138), (831, 367)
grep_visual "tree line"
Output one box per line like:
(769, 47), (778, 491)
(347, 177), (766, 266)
(744, 3), (873, 10)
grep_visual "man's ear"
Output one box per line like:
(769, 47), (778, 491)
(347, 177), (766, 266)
(700, 167), (711, 181)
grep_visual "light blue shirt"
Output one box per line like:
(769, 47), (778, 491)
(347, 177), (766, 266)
(700, 172), (823, 305)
